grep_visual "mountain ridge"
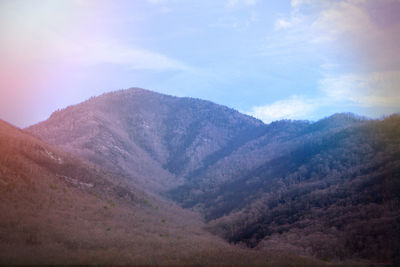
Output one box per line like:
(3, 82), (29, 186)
(26, 88), (400, 263)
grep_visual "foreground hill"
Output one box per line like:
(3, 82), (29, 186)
(1, 119), (328, 265)
(28, 88), (400, 264)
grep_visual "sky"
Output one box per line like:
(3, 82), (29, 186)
(1, 0), (400, 127)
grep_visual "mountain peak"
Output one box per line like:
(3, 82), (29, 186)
(28, 88), (266, 191)
(305, 112), (367, 133)
(326, 112), (368, 121)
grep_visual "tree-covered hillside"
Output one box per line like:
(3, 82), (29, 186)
(27, 89), (400, 264)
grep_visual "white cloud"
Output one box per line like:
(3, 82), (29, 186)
(225, 0), (258, 8)
(310, 0), (373, 43)
(259, 15), (312, 60)
(73, 41), (191, 72)
(320, 71), (400, 108)
(290, 0), (313, 8)
(0, 21), (191, 72)
(0, 0), (190, 73)
(248, 70), (400, 124)
(272, 0), (400, 115)
(274, 19), (292, 30)
(313, 1), (400, 71)
(247, 96), (318, 123)
(278, 0), (400, 69)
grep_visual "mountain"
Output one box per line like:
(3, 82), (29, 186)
(28, 88), (266, 194)
(27, 88), (400, 264)
(27, 89), (322, 197)
(2, 119), (329, 265)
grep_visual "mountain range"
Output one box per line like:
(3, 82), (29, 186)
(1, 88), (399, 265)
